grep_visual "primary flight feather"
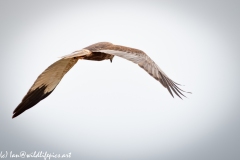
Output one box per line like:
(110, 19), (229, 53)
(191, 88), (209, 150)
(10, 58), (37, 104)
(13, 42), (190, 118)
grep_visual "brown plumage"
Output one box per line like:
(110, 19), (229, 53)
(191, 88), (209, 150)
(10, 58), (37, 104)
(12, 42), (191, 118)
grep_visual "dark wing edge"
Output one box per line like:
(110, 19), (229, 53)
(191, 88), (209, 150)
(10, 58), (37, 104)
(12, 58), (78, 118)
(12, 85), (55, 118)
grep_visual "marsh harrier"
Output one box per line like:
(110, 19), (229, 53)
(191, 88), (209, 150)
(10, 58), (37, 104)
(13, 42), (190, 118)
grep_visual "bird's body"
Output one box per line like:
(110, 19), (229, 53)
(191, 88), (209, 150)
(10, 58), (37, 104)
(12, 42), (190, 118)
(81, 51), (114, 61)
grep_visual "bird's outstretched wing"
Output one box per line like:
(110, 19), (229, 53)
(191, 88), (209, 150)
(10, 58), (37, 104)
(12, 58), (79, 118)
(97, 44), (190, 98)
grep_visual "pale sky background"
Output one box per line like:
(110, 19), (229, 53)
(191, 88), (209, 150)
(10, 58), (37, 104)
(1, 0), (240, 160)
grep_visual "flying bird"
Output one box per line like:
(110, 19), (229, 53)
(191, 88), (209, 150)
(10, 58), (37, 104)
(12, 42), (190, 118)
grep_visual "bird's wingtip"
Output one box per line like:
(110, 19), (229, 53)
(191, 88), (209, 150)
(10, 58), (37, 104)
(12, 112), (19, 119)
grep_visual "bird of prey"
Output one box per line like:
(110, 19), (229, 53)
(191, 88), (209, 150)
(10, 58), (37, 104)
(12, 42), (190, 118)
